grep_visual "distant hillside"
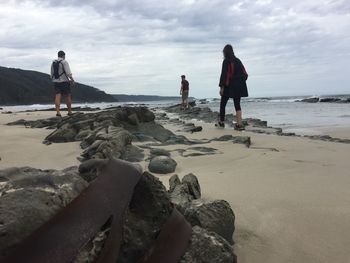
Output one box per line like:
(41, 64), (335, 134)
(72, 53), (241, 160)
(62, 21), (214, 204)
(113, 94), (181, 102)
(0, 66), (117, 105)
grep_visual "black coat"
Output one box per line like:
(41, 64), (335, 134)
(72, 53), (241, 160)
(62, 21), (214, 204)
(219, 57), (248, 98)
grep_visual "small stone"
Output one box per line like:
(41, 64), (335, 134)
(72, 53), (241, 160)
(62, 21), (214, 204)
(148, 156), (177, 174)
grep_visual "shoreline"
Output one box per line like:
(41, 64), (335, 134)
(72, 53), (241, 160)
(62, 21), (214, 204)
(1, 107), (350, 262)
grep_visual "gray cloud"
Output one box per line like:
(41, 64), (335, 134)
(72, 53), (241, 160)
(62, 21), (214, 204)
(1, 0), (350, 97)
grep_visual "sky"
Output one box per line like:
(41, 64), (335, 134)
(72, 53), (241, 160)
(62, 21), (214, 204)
(1, 0), (350, 98)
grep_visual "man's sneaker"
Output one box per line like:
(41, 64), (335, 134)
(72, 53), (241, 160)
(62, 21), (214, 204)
(215, 121), (225, 128)
(68, 112), (73, 116)
(56, 112), (62, 117)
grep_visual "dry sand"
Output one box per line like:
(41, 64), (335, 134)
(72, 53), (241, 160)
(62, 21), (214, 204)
(1, 111), (350, 262)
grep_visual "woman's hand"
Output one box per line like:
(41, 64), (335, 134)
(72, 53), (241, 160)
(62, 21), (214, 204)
(219, 87), (224, 96)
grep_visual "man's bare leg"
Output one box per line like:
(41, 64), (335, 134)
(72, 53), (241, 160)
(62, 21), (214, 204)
(66, 94), (73, 115)
(55, 94), (61, 116)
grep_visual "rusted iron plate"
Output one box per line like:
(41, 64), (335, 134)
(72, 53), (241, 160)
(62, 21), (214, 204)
(138, 208), (192, 263)
(1, 158), (142, 263)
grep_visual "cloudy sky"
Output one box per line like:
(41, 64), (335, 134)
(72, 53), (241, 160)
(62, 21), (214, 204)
(1, 0), (349, 98)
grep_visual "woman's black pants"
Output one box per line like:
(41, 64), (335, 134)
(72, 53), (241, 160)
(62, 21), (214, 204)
(219, 96), (241, 122)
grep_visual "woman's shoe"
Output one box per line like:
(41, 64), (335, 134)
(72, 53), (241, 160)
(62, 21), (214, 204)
(215, 121), (225, 128)
(234, 123), (245, 131)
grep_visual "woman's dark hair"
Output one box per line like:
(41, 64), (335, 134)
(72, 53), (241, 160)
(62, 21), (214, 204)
(223, 44), (235, 60)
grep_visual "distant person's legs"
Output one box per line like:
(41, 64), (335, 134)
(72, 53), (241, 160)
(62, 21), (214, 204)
(184, 91), (189, 108)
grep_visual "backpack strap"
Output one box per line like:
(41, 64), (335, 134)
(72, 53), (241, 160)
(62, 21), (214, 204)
(58, 60), (68, 78)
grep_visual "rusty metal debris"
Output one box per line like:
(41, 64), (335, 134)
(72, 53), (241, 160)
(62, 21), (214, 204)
(1, 158), (142, 263)
(138, 208), (192, 263)
(1, 158), (192, 263)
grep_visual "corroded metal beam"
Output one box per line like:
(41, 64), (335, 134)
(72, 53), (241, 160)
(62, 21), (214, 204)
(1, 158), (142, 263)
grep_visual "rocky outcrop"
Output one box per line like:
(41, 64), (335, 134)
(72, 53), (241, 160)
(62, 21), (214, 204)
(0, 166), (88, 251)
(299, 97), (319, 103)
(168, 173), (235, 245)
(183, 200), (235, 244)
(319, 98), (341, 103)
(180, 226), (237, 263)
(0, 167), (237, 262)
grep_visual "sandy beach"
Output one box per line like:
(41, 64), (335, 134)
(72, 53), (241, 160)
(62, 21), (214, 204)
(1, 109), (350, 263)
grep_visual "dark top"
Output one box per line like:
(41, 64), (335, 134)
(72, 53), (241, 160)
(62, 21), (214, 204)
(219, 57), (248, 98)
(181, 80), (189, 91)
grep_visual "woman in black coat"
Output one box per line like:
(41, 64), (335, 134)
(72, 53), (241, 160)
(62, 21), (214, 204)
(217, 44), (248, 130)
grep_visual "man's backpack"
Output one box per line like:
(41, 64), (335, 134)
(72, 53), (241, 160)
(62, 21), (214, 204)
(52, 60), (65, 79)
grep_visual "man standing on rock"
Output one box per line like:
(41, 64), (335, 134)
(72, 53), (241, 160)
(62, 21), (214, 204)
(51, 50), (75, 117)
(180, 75), (190, 109)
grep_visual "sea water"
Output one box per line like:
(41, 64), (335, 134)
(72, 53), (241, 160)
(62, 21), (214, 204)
(1, 96), (350, 136)
(205, 96), (350, 135)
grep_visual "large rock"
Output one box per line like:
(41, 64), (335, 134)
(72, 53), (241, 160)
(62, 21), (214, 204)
(148, 156), (177, 174)
(182, 173), (201, 199)
(46, 123), (78, 142)
(180, 226), (237, 263)
(320, 97), (341, 102)
(116, 172), (173, 263)
(183, 200), (235, 244)
(0, 167), (88, 251)
(169, 183), (193, 207)
(169, 174), (181, 192)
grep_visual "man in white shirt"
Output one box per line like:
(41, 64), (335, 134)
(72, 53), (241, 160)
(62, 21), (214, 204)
(50, 50), (75, 117)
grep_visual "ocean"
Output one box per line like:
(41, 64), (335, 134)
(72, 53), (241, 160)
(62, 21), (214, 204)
(1, 95), (350, 136)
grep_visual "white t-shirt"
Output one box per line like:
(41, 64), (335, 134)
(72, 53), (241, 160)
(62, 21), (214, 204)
(50, 58), (72, 83)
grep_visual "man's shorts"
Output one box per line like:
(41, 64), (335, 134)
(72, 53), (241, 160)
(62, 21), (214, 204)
(182, 90), (189, 100)
(54, 82), (71, 96)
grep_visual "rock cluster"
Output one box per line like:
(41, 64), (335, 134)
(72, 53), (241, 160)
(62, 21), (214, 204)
(0, 167), (237, 263)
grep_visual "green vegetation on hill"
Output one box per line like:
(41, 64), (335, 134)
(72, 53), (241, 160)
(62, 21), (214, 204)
(0, 66), (117, 105)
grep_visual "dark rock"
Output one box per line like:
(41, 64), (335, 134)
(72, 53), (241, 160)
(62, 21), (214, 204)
(180, 226), (237, 263)
(137, 122), (174, 142)
(164, 135), (193, 145)
(245, 118), (267, 127)
(212, 135), (234, 141)
(169, 174), (181, 192)
(46, 124), (78, 142)
(123, 145), (145, 162)
(148, 156), (177, 174)
(149, 148), (171, 157)
(319, 98), (341, 102)
(169, 183), (193, 207)
(6, 119), (27, 126)
(183, 200), (235, 244)
(0, 167), (88, 251)
(299, 97), (319, 103)
(182, 173), (201, 199)
(232, 136), (251, 147)
(127, 113), (139, 126)
(187, 147), (217, 154)
(42, 140), (52, 145)
(132, 133), (155, 142)
(190, 126), (203, 133)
